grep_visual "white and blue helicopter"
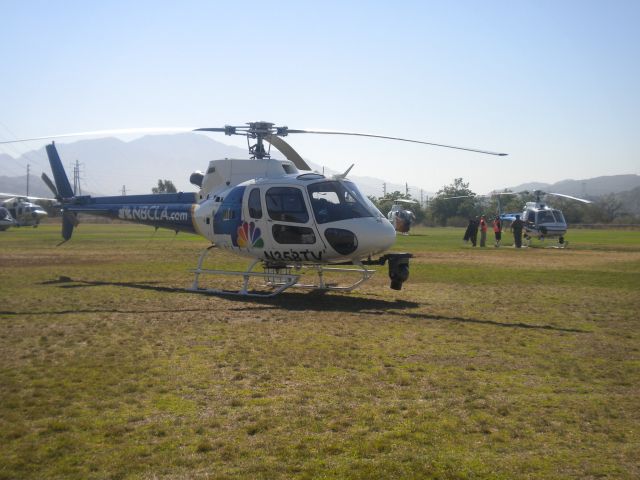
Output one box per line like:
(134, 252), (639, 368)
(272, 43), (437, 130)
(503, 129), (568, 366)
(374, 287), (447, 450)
(4, 122), (506, 296)
(500, 190), (592, 247)
(0, 194), (52, 228)
(439, 189), (592, 247)
(0, 206), (16, 231)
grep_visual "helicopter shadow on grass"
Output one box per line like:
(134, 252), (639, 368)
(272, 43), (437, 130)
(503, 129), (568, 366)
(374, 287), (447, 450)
(20, 276), (588, 333)
(28, 276), (418, 315)
(230, 299), (588, 333)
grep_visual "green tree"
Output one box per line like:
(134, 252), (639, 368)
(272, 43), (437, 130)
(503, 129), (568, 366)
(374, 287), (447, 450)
(152, 179), (177, 194)
(595, 194), (624, 222)
(486, 191), (528, 219)
(429, 178), (477, 226)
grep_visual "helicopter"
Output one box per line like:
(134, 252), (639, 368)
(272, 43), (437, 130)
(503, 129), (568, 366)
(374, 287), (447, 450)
(500, 190), (592, 247)
(0, 194), (53, 228)
(4, 121), (506, 296)
(387, 199), (418, 235)
(0, 206), (16, 231)
(437, 189), (591, 247)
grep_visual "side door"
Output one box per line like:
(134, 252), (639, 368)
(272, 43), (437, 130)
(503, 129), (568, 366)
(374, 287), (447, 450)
(238, 186), (268, 250)
(263, 186), (324, 263)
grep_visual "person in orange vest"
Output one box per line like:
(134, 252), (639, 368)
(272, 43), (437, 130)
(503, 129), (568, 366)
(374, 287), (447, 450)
(493, 216), (502, 247)
(479, 215), (488, 247)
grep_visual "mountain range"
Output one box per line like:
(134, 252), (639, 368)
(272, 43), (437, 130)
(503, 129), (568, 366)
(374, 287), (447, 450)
(509, 175), (640, 198)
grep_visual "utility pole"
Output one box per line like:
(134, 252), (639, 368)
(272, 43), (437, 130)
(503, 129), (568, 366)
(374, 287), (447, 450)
(26, 164), (30, 196)
(121, 185), (127, 196)
(420, 189), (424, 207)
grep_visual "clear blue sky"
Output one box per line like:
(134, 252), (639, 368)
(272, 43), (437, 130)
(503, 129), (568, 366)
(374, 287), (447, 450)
(1, 0), (638, 193)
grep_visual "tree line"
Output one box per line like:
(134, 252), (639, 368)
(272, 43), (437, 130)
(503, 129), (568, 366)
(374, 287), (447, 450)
(367, 178), (639, 226)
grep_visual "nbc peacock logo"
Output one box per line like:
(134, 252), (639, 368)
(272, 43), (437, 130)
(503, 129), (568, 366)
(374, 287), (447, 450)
(237, 221), (264, 249)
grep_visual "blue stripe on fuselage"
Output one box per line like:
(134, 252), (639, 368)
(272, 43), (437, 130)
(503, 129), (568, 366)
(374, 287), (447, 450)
(67, 196), (197, 234)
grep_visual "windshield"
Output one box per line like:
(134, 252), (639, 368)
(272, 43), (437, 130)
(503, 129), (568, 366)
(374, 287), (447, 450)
(537, 210), (556, 224)
(307, 181), (374, 224)
(344, 181), (384, 218)
(552, 210), (566, 224)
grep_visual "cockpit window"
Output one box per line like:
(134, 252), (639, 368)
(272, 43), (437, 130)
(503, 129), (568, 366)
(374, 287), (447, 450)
(307, 181), (374, 224)
(537, 211), (555, 224)
(552, 210), (566, 223)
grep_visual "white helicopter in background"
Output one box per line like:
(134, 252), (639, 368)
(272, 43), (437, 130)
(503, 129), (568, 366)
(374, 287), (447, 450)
(500, 190), (592, 247)
(0, 194), (54, 228)
(3, 121), (506, 296)
(0, 206), (16, 231)
(439, 189), (591, 247)
(387, 199), (418, 235)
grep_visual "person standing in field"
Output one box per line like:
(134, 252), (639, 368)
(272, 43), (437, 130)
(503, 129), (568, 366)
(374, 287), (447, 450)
(470, 216), (479, 247)
(463, 218), (474, 245)
(493, 216), (502, 247)
(479, 215), (488, 247)
(511, 214), (524, 248)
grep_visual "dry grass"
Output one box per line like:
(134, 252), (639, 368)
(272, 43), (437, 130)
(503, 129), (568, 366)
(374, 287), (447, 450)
(1, 224), (639, 479)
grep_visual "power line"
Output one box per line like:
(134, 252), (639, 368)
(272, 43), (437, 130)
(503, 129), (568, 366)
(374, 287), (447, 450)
(0, 120), (48, 172)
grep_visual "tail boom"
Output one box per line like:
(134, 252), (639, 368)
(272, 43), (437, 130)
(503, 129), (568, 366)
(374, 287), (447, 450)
(45, 142), (199, 240)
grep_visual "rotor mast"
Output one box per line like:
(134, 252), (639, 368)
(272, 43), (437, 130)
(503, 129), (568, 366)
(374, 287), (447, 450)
(196, 122), (289, 160)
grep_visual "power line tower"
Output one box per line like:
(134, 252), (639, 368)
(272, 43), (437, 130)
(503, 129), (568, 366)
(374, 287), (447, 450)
(72, 160), (82, 195)
(121, 185), (127, 196)
(383, 182), (387, 196)
(405, 182), (409, 197)
(26, 164), (30, 196)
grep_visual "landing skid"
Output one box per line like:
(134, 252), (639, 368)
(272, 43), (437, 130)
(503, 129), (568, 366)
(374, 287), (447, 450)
(187, 246), (376, 297)
(523, 235), (569, 249)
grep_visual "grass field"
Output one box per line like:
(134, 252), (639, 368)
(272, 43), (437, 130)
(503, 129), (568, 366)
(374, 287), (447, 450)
(1, 224), (639, 479)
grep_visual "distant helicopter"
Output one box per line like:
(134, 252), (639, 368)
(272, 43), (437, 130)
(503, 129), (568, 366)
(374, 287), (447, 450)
(438, 189), (591, 247)
(0, 194), (53, 228)
(4, 121), (506, 296)
(387, 199), (418, 235)
(500, 190), (592, 247)
(0, 206), (16, 231)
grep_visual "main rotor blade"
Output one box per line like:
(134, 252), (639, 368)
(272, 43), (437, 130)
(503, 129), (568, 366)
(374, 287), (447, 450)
(546, 192), (592, 204)
(437, 194), (479, 200)
(285, 129), (508, 156)
(0, 127), (194, 144)
(41, 173), (59, 198)
(264, 135), (311, 171)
